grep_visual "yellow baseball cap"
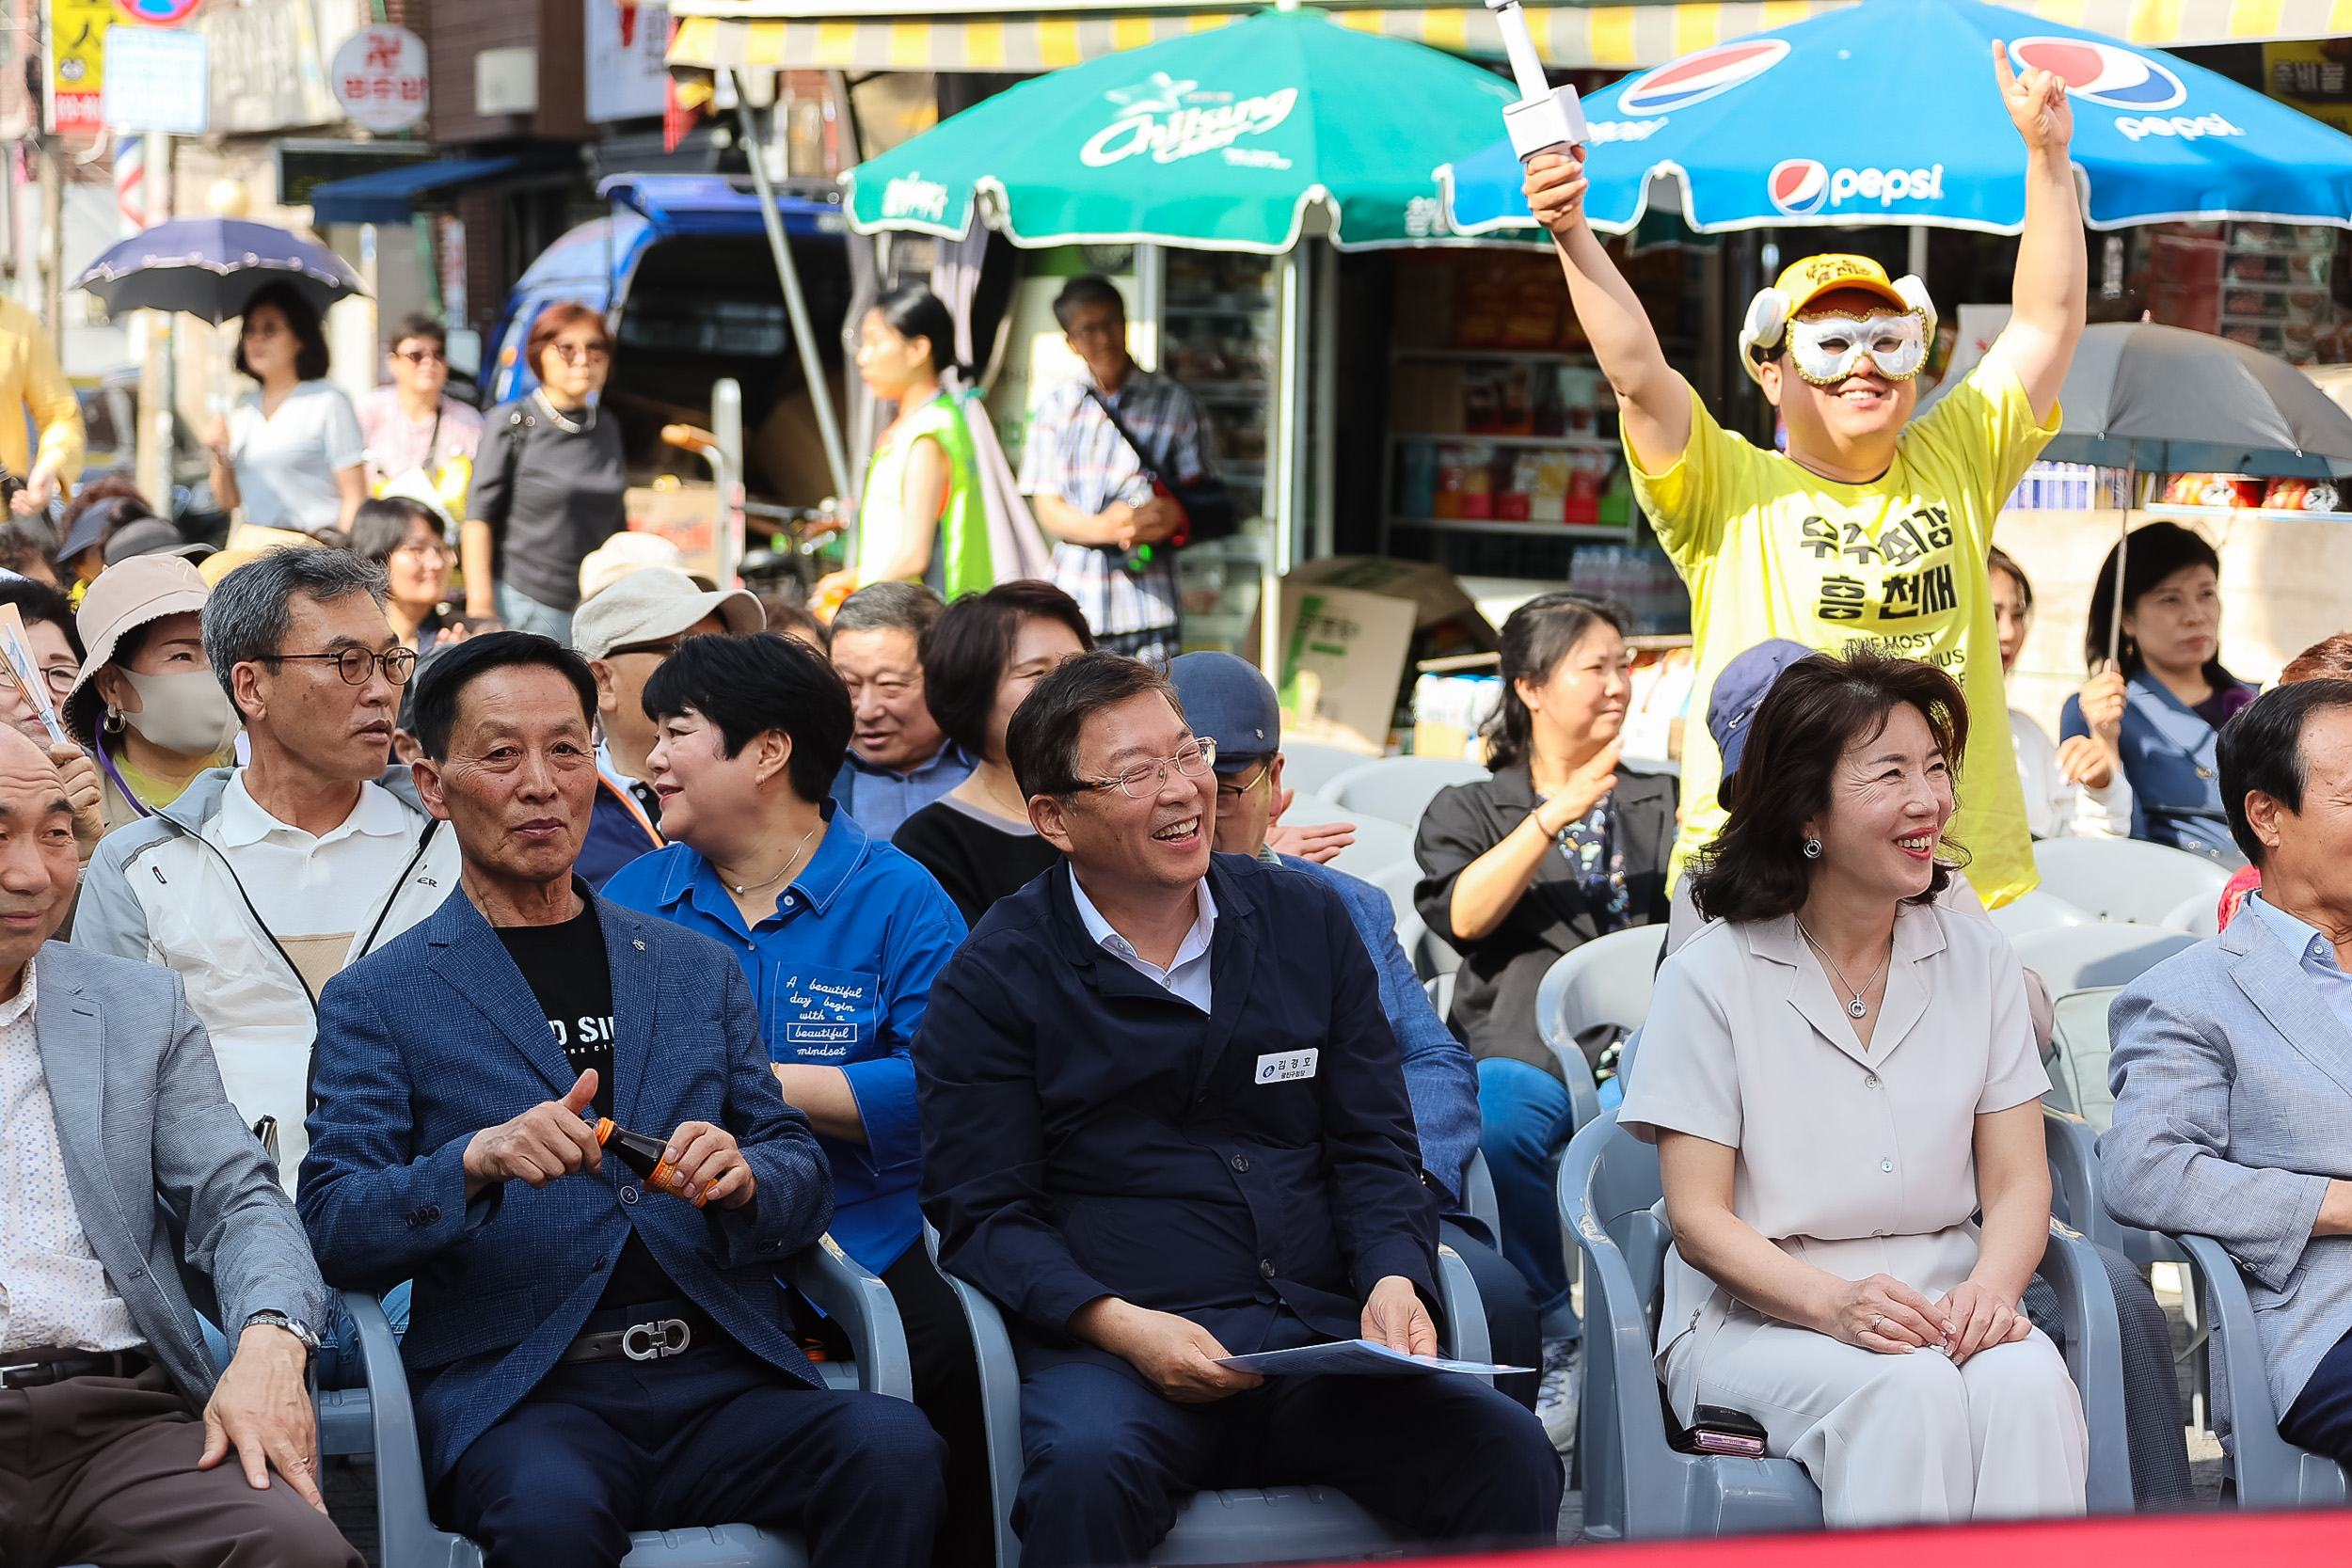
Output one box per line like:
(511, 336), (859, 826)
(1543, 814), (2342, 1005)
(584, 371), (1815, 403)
(1772, 254), (1910, 315)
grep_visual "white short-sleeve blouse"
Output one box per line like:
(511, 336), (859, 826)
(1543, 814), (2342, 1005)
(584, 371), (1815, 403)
(1617, 900), (2049, 1370)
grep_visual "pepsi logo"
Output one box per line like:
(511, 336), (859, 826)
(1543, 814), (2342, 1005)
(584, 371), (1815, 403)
(1768, 159), (1829, 216)
(1620, 40), (1790, 116)
(2009, 37), (2187, 111)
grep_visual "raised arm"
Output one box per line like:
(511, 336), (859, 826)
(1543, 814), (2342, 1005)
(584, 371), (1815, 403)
(1523, 150), (1691, 472)
(1989, 41), (2086, 421)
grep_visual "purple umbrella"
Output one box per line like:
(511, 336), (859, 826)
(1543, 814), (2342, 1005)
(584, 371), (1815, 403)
(71, 217), (367, 325)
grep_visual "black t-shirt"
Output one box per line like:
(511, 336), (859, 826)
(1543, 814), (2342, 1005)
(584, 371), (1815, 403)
(891, 794), (1065, 928)
(495, 897), (680, 1311)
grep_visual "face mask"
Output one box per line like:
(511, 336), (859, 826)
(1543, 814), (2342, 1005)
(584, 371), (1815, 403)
(1787, 310), (1929, 386)
(118, 669), (240, 759)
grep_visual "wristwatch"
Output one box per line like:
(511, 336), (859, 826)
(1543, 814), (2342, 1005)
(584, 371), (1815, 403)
(243, 1310), (323, 1364)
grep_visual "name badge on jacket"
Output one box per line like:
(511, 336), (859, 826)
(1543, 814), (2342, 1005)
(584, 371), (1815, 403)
(773, 966), (880, 1062)
(1256, 1049), (1318, 1085)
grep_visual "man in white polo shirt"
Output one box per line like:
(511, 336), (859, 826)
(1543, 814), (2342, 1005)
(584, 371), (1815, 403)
(74, 547), (463, 1188)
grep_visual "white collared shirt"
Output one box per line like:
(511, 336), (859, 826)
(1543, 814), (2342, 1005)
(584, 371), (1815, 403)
(2246, 893), (2352, 1039)
(1071, 874), (1216, 1013)
(0, 959), (144, 1354)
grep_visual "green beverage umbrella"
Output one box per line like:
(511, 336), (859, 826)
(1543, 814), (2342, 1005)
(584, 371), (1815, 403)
(845, 4), (1517, 673)
(844, 6), (1516, 252)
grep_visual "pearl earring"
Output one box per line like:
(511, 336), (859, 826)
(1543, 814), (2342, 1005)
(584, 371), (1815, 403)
(1803, 837), (1823, 860)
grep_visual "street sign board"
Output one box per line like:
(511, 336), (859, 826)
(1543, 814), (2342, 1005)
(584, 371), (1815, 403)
(102, 22), (207, 131)
(329, 24), (427, 134)
(45, 0), (113, 133)
(114, 0), (202, 24)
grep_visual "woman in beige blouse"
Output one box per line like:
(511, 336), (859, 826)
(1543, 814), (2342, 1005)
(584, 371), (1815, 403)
(1617, 648), (2086, 1527)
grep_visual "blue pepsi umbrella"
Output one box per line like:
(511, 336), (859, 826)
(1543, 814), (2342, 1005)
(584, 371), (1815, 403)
(1439, 0), (2352, 235)
(72, 217), (367, 325)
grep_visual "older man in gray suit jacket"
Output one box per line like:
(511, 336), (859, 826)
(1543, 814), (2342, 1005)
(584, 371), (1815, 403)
(0, 722), (356, 1567)
(2106, 677), (2352, 1466)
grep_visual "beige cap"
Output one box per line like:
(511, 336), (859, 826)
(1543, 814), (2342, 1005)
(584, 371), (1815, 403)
(570, 567), (763, 661)
(580, 531), (715, 603)
(68, 554), (211, 709)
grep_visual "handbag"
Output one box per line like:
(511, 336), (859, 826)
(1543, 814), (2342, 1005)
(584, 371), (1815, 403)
(1080, 383), (1238, 552)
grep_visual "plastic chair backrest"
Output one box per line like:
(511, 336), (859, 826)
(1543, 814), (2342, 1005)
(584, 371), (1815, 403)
(2032, 837), (2232, 926)
(1275, 742), (1371, 797)
(1536, 927), (1667, 1058)
(2045, 986), (2122, 1130)
(1367, 860), (1422, 930)
(2174, 1233), (2350, 1509)
(1464, 1148), (1502, 1237)
(1323, 757), (1490, 831)
(1269, 798), (1418, 881)
(2161, 890), (2222, 936)
(1988, 888), (2092, 942)
(2010, 922), (2201, 995)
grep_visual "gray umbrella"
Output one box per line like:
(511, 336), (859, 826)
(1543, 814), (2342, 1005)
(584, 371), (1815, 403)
(2037, 321), (2352, 479)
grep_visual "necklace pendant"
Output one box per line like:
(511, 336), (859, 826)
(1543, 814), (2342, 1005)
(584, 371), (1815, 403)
(1847, 998), (1868, 1019)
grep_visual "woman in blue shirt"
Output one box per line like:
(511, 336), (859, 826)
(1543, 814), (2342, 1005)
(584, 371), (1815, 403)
(2062, 522), (2256, 866)
(599, 632), (984, 1565)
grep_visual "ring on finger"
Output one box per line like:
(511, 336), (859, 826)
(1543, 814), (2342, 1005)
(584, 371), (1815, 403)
(1868, 1313), (1883, 1334)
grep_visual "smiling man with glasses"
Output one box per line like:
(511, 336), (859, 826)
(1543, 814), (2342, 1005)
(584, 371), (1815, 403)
(74, 546), (464, 1189)
(914, 651), (1562, 1567)
(358, 312), (484, 505)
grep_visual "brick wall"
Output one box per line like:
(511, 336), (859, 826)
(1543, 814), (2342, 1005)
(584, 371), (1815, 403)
(426, 0), (585, 144)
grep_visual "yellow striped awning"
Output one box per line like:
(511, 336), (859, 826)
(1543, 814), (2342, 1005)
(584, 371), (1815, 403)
(667, 0), (2352, 71)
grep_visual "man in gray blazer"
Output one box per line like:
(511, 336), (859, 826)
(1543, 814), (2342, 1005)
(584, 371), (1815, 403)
(0, 723), (356, 1567)
(2106, 677), (2352, 1465)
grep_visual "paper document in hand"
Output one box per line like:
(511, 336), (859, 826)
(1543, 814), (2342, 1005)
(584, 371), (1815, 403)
(1214, 1339), (1532, 1377)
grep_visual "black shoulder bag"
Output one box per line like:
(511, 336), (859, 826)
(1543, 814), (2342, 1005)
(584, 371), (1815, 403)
(1080, 384), (1238, 549)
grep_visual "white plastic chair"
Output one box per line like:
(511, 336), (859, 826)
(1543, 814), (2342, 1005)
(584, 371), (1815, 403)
(2010, 923), (2201, 1133)
(1274, 742), (1371, 798)
(1988, 888), (2092, 942)
(1322, 758), (1490, 833)
(2032, 837), (2233, 927)
(1534, 926), (1667, 1134)
(1365, 860), (1421, 931)
(2160, 890), (2223, 936)
(1270, 794), (1417, 882)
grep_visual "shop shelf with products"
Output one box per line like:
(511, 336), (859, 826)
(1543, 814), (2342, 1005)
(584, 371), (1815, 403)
(1158, 248), (1279, 656)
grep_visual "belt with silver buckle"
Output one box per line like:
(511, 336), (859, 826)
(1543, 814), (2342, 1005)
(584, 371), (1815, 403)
(560, 1307), (717, 1366)
(0, 1347), (150, 1388)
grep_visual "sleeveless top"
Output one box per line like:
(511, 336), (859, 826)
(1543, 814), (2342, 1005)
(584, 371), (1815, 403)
(853, 392), (990, 599)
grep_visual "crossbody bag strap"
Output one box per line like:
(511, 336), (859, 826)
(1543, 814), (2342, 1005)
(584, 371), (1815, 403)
(1080, 383), (1170, 487)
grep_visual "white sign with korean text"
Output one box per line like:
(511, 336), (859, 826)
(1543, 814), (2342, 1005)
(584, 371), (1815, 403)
(103, 24), (208, 135)
(330, 24), (428, 134)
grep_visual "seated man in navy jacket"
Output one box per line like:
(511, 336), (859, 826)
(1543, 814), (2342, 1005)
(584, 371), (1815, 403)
(299, 633), (945, 1568)
(915, 652), (1560, 1568)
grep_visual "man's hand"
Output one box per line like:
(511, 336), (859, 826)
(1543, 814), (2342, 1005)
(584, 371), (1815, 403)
(1265, 784), (1355, 863)
(1994, 40), (2074, 154)
(1937, 1279), (2034, 1367)
(1128, 494), (1184, 546)
(9, 463), (56, 516)
(48, 742), (103, 857)
(1521, 147), (1590, 244)
(198, 1324), (325, 1513)
(658, 1119), (757, 1209)
(1360, 1275), (1439, 1357)
(462, 1069), (603, 1198)
(1071, 1296), (1263, 1403)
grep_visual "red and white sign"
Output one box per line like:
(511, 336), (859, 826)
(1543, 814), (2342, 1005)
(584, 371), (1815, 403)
(329, 24), (427, 134)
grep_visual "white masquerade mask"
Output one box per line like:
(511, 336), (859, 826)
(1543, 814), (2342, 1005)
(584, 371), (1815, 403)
(1785, 309), (1930, 386)
(1740, 273), (1937, 388)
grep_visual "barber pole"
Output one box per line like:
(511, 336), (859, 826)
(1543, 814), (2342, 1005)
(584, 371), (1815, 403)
(116, 133), (143, 232)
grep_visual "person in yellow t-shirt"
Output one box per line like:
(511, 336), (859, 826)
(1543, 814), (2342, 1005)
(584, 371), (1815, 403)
(0, 296), (84, 517)
(1521, 43), (2085, 909)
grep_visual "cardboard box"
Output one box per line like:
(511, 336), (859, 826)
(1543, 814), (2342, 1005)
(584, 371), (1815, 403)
(1246, 557), (1500, 755)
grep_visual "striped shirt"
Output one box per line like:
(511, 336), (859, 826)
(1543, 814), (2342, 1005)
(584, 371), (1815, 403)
(1019, 365), (1217, 638)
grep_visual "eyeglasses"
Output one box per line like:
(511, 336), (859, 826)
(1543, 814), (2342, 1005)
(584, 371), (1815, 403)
(394, 347), (447, 365)
(390, 541), (453, 562)
(242, 320), (288, 341)
(1072, 737), (1217, 800)
(1064, 319), (1122, 343)
(550, 341), (612, 366)
(1214, 756), (1273, 803)
(0, 662), (78, 699)
(268, 646), (419, 687)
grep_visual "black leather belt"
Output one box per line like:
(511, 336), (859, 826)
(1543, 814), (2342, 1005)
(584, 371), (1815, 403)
(0, 1347), (150, 1388)
(560, 1307), (720, 1366)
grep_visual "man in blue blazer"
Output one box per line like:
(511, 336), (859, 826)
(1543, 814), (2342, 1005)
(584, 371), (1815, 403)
(915, 653), (1560, 1568)
(299, 633), (944, 1568)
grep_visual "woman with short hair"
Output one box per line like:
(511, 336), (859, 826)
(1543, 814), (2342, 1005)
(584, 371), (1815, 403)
(598, 631), (988, 1565)
(349, 496), (459, 653)
(892, 581), (1095, 927)
(462, 301), (628, 642)
(1620, 647), (2085, 1527)
(202, 281), (367, 540)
